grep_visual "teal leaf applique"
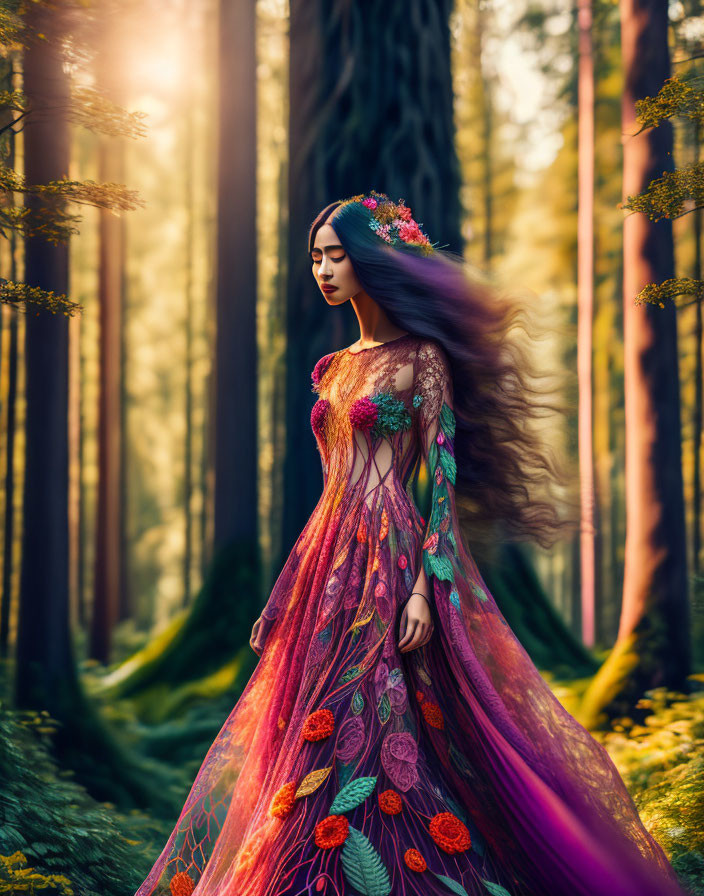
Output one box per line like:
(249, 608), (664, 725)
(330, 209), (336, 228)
(470, 582), (488, 603)
(376, 692), (391, 725)
(434, 873), (469, 895)
(480, 882), (513, 896)
(339, 665), (362, 684)
(340, 826), (391, 896)
(351, 689), (365, 715)
(329, 776), (377, 814)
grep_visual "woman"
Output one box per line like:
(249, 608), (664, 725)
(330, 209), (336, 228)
(136, 192), (687, 896)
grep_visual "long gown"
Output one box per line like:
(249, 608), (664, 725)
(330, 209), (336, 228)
(135, 333), (687, 896)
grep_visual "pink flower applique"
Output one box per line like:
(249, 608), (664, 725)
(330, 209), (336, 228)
(311, 399), (330, 437)
(381, 732), (418, 792)
(311, 353), (334, 389)
(349, 396), (379, 431)
(362, 197), (378, 210)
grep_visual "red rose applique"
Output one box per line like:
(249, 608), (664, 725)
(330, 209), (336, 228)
(429, 812), (472, 854)
(404, 848), (427, 872)
(314, 814), (349, 849)
(302, 709), (335, 741)
(421, 701), (445, 730)
(169, 872), (195, 896)
(378, 789), (403, 815)
(270, 781), (297, 818)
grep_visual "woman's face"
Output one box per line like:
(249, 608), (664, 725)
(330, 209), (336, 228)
(311, 222), (362, 305)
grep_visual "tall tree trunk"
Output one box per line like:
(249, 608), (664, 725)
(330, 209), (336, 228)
(692, 121), (702, 575)
(1, 59), (19, 659)
(280, 0), (463, 563)
(183, 47), (196, 608)
(213, 0), (257, 556)
(90, 27), (126, 662)
(581, 0), (690, 727)
(14, 0), (75, 712)
(577, 0), (596, 646)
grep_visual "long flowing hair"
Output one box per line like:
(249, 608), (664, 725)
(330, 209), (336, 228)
(309, 197), (579, 551)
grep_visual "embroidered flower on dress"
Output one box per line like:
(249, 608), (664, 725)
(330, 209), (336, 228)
(429, 812), (472, 854)
(404, 848), (427, 872)
(169, 872), (195, 896)
(349, 396), (379, 431)
(336, 716), (366, 762)
(311, 353), (334, 390)
(349, 391), (411, 440)
(302, 709), (335, 741)
(378, 789), (403, 815)
(314, 814), (349, 849)
(421, 701), (445, 730)
(397, 554), (408, 569)
(270, 781), (297, 818)
(381, 732), (419, 792)
(311, 398), (329, 437)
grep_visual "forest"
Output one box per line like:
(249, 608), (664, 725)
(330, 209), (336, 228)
(0, 0), (703, 893)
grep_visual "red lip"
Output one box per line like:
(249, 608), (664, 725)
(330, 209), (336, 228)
(321, 285), (338, 293)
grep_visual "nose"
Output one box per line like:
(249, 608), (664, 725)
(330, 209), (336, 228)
(319, 254), (333, 279)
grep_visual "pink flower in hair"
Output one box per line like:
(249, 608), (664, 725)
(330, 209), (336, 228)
(399, 221), (428, 245)
(362, 197), (378, 210)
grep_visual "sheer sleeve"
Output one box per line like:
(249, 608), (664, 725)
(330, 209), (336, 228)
(412, 341), (466, 595)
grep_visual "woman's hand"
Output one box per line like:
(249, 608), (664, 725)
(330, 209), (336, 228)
(250, 616), (266, 656)
(398, 592), (434, 653)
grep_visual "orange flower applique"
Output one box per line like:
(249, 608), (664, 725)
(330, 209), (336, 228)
(357, 517), (367, 543)
(270, 781), (297, 818)
(404, 848), (427, 872)
(429, 812), (472, 854)
(302, 708), (335, 741)
(314, 814), (349, 849)
(169, 871), (195, 896)
(378, 789), (402, 815)
(421, 701), (445, 730)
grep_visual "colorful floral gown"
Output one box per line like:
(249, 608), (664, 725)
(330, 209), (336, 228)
(136, 334), (686, 896)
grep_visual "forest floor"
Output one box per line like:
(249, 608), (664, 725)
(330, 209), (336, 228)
(1, 658), (703, 895)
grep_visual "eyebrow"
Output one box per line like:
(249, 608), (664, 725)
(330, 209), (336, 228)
(311, 244), (344, 251)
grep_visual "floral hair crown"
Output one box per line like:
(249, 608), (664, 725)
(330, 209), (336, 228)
(340, 190), (437, 257)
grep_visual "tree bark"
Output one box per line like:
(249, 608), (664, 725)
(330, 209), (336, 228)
(213, 0), (257, 555)
(14, 0), (75, 712)
(90, 25), (127, 662)
(577, 0), (596, 646)
(581, 0), (690, 726)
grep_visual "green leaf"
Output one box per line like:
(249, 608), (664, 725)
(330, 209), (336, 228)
(376, 692), (391, 725)
(434, 872), (469, 895)
(440, 402), (456, 438)
(481, 881), (513, 896)
(425, 552), (455, 582)
(439, 446), (456, 485)
(352, 690), (364, 715)
(329, 776), (377, 814)
(341, 825), (391, 896)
